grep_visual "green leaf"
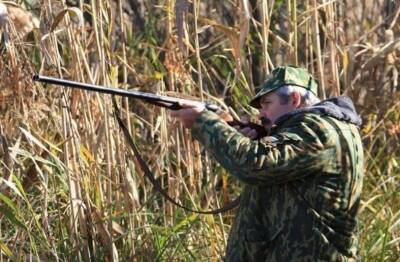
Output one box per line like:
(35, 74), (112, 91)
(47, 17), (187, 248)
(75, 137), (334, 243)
(0, 239), (14, 260)
(11, 175), (27, 200)
(0, 177), (22, 198)
(0, 206), (26, 229)
(0, 193), (17, 212)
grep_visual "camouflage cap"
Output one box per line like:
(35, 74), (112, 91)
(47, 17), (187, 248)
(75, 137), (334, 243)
(249, 66), (319, 108)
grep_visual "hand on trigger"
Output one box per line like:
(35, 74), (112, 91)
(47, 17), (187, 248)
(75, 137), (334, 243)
(233, 116), (258, 139)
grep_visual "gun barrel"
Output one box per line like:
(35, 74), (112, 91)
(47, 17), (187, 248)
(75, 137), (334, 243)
(33, 74), (186, 108)
(33, 75), (220, 112)
(32, 75), (267, 136)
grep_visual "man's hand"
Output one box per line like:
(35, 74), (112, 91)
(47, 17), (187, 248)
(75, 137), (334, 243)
(170, 100), (206, 128)
(233, 117), (259, 139)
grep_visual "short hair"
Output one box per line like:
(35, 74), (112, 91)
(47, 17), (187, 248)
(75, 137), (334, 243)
(275, 85), (320, 107)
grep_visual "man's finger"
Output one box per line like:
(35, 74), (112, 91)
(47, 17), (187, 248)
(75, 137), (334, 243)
(240, 127), (253, 134)
(170, 110), (182, 118)
(170, 108), (190, 118)
(178, 99), (204, 108)
(247, 129), (258, 139)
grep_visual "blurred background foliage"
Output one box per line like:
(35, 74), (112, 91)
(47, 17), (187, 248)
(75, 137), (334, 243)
(0, 0), (399, 261)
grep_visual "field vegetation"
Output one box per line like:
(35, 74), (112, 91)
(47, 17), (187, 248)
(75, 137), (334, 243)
(0, 0), (399, 261)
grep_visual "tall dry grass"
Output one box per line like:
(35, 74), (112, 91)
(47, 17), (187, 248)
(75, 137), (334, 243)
(0, 0), (399, 261)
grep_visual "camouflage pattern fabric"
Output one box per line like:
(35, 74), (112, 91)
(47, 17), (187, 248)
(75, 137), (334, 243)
(190, 97), (363, 261)
(250, 65), (319, 108)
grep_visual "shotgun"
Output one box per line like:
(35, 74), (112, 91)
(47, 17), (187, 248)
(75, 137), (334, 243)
(33, 74), (267, 138)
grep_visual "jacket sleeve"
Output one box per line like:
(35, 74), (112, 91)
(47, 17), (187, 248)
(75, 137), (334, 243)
(190, 110), (339, 185)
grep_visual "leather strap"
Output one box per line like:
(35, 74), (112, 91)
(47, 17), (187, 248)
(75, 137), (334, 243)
(112, 97), (240, 214)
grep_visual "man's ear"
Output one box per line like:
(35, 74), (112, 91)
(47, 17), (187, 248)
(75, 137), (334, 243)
(291, 92), (302, 108)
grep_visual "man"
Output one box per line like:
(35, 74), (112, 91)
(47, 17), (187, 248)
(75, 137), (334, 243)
(171, 66), (363, 261)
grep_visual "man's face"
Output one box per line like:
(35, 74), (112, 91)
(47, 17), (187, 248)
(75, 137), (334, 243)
(258, 91), (299, 129)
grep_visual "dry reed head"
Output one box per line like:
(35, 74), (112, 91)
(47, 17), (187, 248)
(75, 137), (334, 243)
(1, 3), (38, 39)
(0, 2), (7, 25)
(0, 1), (8, 45)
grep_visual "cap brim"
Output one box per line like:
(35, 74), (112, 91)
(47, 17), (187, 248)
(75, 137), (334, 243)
(249, 94), (262, 108)
(249, 86), (280, 109)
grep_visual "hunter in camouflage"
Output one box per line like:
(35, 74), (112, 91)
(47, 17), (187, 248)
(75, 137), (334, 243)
(171, 65), (364, 261)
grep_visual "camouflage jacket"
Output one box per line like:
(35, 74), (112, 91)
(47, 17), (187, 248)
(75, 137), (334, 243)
(190, 97), (364, 261)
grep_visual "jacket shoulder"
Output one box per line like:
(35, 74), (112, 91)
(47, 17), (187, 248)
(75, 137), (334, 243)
(278, 112), (342, 148)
